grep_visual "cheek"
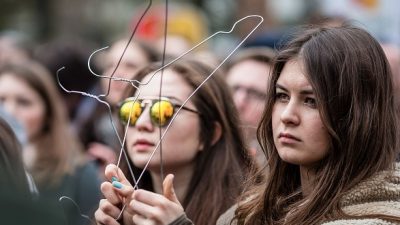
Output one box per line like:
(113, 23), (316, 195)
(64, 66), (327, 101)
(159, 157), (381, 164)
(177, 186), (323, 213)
(307, 119), (330, 157)
(125, 128), (134, 146)
(271, 105), (280, 135)
(246, 102), (265, 123)
(23, 107), (46, 139)
(162, 118), (201, 159)
(125, 127), (140, 155)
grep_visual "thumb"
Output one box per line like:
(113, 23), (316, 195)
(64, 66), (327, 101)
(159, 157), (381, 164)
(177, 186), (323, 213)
(163, 174), (180, 204)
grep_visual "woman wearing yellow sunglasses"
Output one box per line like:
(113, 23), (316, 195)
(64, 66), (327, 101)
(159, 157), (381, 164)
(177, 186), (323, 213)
(95, 59), (253, 225)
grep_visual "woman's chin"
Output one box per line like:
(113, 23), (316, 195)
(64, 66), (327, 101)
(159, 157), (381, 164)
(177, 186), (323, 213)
(132, 160), (160, 171)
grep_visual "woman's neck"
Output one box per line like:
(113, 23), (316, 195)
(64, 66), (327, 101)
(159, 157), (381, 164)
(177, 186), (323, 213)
(23, 143), (37, 169)
(149, 163), (195, 203)
(300, 166), (316, 197)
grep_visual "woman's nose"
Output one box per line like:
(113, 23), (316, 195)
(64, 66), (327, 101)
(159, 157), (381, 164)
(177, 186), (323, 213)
(233, 88), (249, 111)
(280, 101), (300, 126)
(134, 105), (154, 132)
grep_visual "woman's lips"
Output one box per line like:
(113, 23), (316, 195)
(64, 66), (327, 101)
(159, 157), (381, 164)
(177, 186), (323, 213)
(278, 132), (301, 144)
(133, 139), (155, 151)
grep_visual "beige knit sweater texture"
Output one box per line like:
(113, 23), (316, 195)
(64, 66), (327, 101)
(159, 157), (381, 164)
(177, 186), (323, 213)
(217, 163), (400, 225)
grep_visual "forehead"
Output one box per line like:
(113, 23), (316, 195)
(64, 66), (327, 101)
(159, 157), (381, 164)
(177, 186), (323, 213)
(137, 69), (193, 100)
(277, 59), (311, 89)
(0, 74), (45, 104)
(108, 42), (148, 64)
(0, 73), (33, 92)
(227, 60), (271, 88)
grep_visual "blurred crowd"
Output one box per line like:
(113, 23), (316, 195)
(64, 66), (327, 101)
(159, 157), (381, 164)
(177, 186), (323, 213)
(0, 1), (399, 225)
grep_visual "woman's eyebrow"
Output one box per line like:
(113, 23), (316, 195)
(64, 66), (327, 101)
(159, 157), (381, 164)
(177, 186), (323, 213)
(275, 83), (287, 91)
(300, 89), (314, 95)
(276, 84), (314, 95)
(163, 96), (185, 103)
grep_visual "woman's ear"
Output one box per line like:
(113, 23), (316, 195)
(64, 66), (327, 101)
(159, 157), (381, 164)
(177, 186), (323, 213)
(211, 122), (222, 146)
(198, 122), (222, 151)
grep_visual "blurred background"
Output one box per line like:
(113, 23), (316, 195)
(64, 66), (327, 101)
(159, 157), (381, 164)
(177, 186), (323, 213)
(0, 1), (399, 220)
(1, 0), (399, 206)
(1, 0), (399, 125)
(1, 0), (400, 125)
(1, 0), (399, 55)
(1, 0), (399, 182)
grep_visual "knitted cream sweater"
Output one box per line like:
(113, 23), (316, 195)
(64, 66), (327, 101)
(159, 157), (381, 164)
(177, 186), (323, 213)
(216, 164), (400, 225)
(322, 163), (400, 224)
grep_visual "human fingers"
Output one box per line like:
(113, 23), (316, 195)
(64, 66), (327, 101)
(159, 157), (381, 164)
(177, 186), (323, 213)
(129, 197), (158, 220)
(132, 214), (154, 225)
(132, 189), (183, 211)
(94, 205), (121, 225)
(132, 189), (167, 206)
(98, 199), (122, 219)
(130, 189), (184, 224)
(162, 174), (180, 205)
(104, 164), (130, 185)
(111, 180), (135, 200)
(101, 181), (123, 205)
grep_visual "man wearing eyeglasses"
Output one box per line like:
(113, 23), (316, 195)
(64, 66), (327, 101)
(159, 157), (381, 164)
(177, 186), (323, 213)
(226, 47), (275, 166)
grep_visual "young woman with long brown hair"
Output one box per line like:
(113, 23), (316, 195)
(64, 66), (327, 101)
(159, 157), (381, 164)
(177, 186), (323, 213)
(94, 59), (252, 225)
(217, 24), (400, 225)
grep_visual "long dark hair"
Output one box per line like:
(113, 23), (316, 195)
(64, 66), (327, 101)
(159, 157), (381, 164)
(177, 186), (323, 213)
(236, 24), (399, 224)
(121, 59), (252, 225)
(0, 117), (31, 197)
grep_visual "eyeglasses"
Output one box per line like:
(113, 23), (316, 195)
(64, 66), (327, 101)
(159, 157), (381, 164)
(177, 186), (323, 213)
(118, 96), (199, 127)
(231, 85), (266, 101)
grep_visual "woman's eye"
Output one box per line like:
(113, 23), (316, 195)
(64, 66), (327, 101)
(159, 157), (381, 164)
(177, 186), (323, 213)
(124, 62), (138, 70)
(16, 98), (32, 107)
(275, 92), (289, 102)
(304, 97), (317, 108)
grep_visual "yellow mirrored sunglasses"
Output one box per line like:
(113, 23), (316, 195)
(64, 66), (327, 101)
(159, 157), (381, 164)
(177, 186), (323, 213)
(118, 96), (199, 127)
